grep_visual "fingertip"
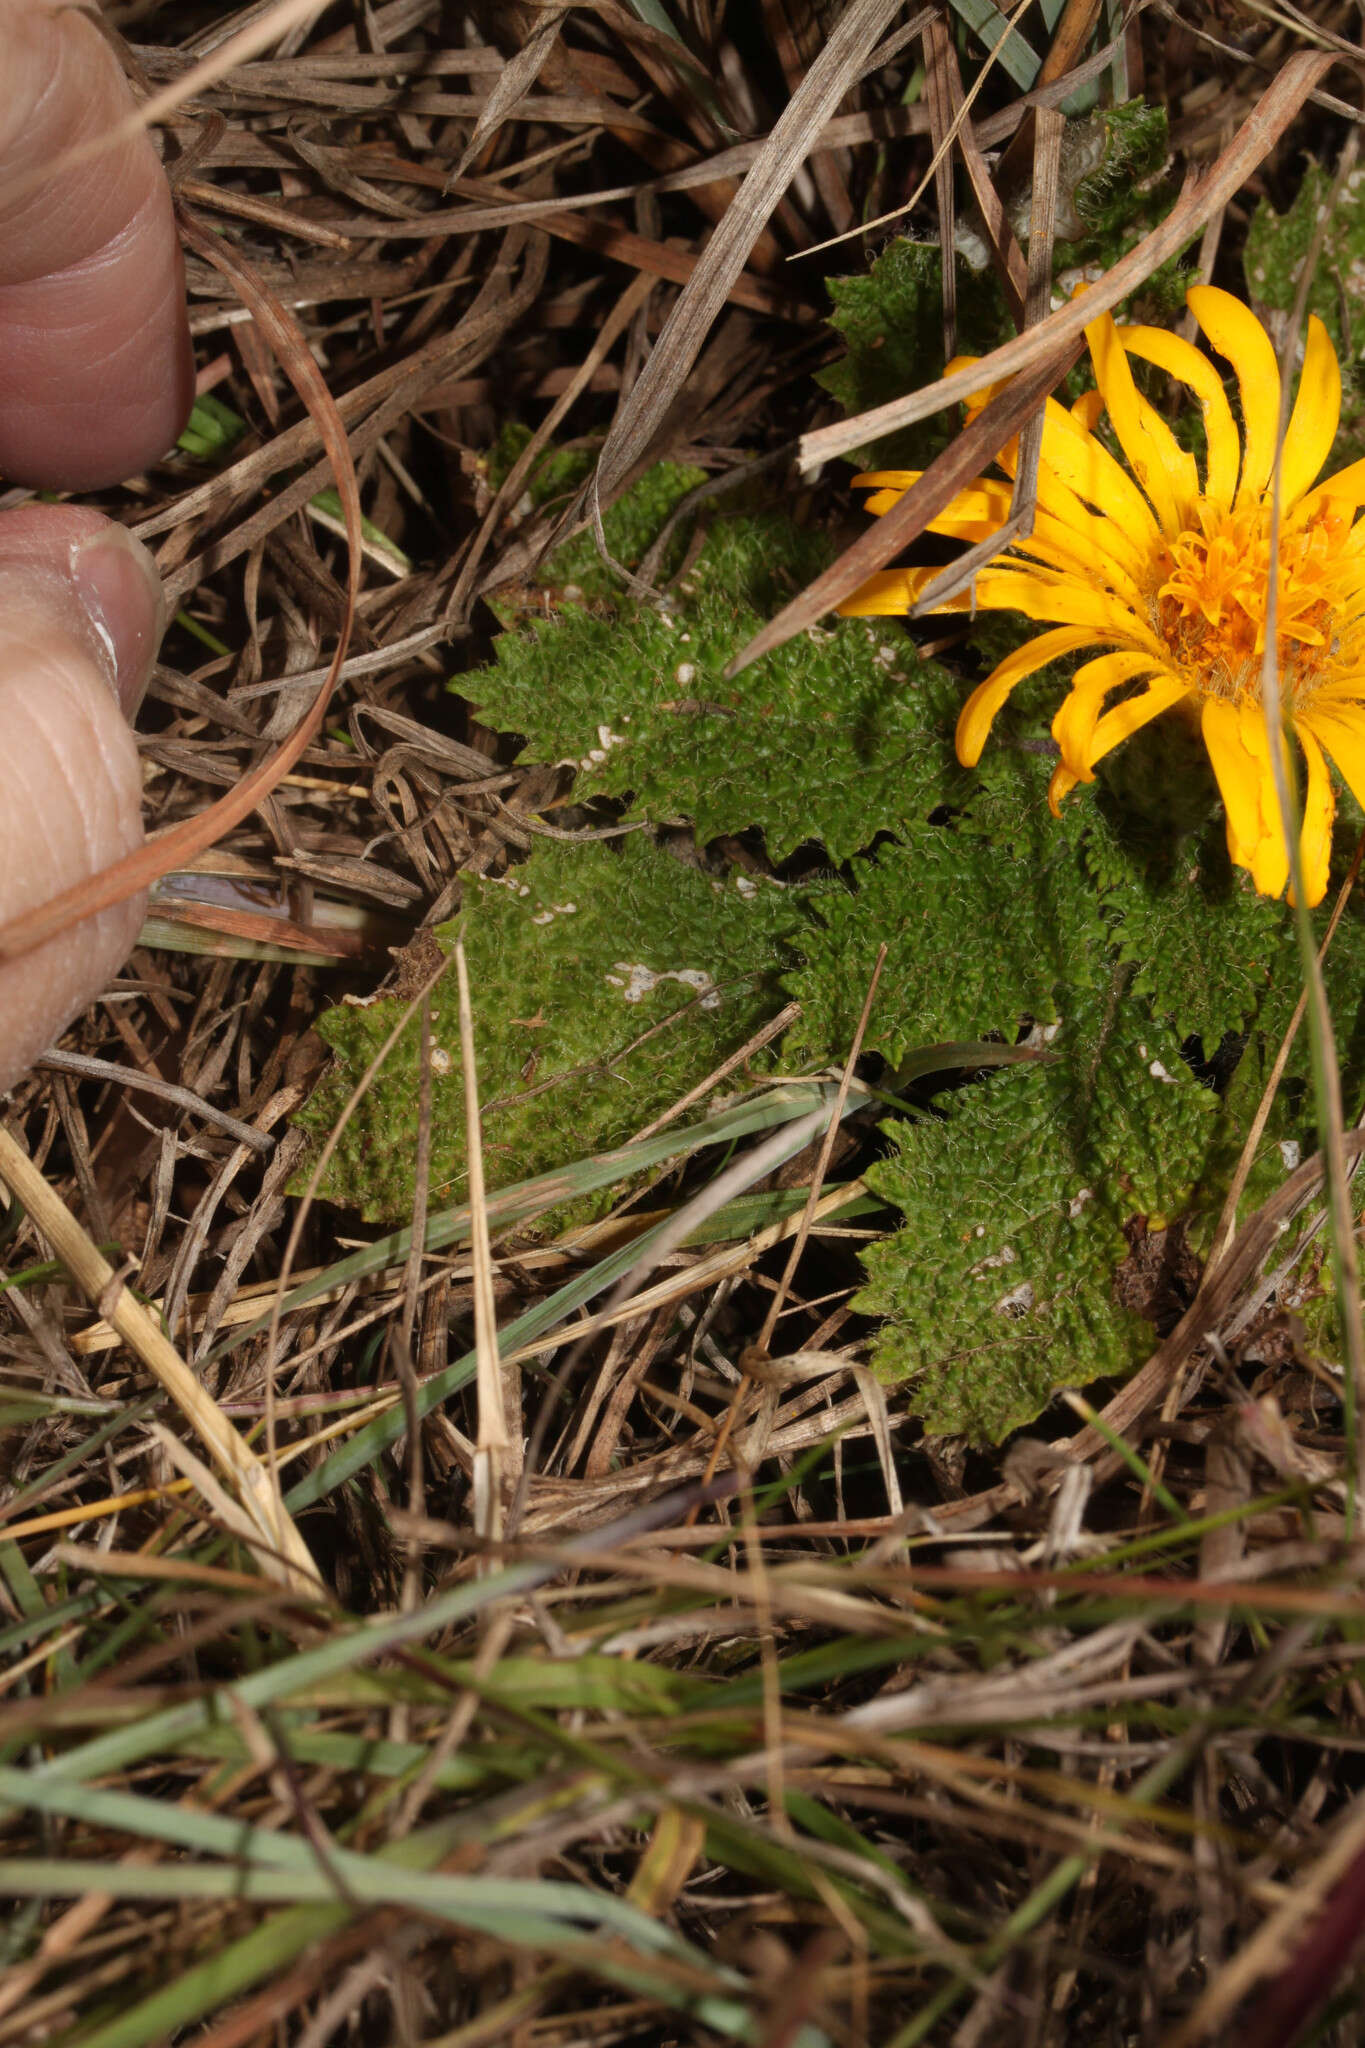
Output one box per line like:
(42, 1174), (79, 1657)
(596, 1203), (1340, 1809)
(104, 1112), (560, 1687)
(0, 612), (145, 1095)
(69, 524), (166, 717)
(0, 506), (165, 717)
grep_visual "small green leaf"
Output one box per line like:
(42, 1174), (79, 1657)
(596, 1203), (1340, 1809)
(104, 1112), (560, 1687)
(177, 392), (246, 461)
(294, 837), (807, 1223)
(858, 977), (1217, 1441)
(478, 500), (966, 863)
(538, 458), (705, 600)
(816, 239), (1012, 471)
(785, 790), (1104, 1068)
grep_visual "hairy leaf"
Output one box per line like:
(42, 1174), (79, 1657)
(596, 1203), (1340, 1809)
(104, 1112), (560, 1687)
(295, 838), (807, 1223)
(1051, 100), (1174, 278)
(858, 977), (1217, 1440)
(786, 784), (1104, 1067)
(1081, 786), (1293, 1049)
(478, 501), (964, 863)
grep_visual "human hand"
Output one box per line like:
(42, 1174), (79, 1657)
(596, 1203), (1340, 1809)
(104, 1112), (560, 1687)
(0, 0), (193, 1092)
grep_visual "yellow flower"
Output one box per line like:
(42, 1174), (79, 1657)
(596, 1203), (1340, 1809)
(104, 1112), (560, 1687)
(838, 286), (1365, 906)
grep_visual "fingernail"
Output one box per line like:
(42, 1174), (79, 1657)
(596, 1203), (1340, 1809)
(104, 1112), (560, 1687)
(69, 525), (165, 717)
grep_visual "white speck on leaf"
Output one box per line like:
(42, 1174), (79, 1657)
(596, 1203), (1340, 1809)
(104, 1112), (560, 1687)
(971, 1243), (1016, 1275)
(580, 725), (626, 770)
(610, 963), (720, 1010)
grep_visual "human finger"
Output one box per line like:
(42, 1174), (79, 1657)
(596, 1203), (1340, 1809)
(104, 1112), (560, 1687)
(0, 506), (163, 1091)
(0, 1), (194, 489)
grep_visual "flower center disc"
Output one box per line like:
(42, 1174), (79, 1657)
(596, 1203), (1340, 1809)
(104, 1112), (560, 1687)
(1154, 500), (1346, 708)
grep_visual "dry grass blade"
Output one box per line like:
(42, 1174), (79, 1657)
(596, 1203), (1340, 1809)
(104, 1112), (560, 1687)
(1009, 99), (1064, 505)
(922, 16), (961, 359)
(0, 1127), (320, 1594)
(451, 5), (568, 179)
(454, 938), (514, 1547)
(732, 339), (1080, 670)
(34, 1051), (274, 1156)
(926, 18), (1027, 321)
(590, 0), (910, 503)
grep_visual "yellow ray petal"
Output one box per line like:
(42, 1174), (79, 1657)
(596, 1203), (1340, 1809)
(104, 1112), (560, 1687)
(1201, 697), (1288, 897)
(1011, 514), (1151, 612)
(1052, 650), (1169, 772)
(837, 568), (945, 616)
(1296, 455), (1365, 528)
(1048, 761), (1080, 814)
(1070, 390), (1105, 431)
(1292, 722), (1334, 908)
(1036, 399), (1164, 554)
(853, 474), (1017, 540)
(1188, 286), (1282, 511)
(982, 429), (1154, 586)
(1086, 309), (1198, 533)
(1298, 703), (1365, 823)
(969, 566), (1163, 648)
(1279, 316), (1342, 509)
(930, 515), (1027, 549)
(1117, 323), (1240, 512)
(955, 626), (1103, 766)
(1025, 459), (1153, 587)
(1079, 674), (1191, 775)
